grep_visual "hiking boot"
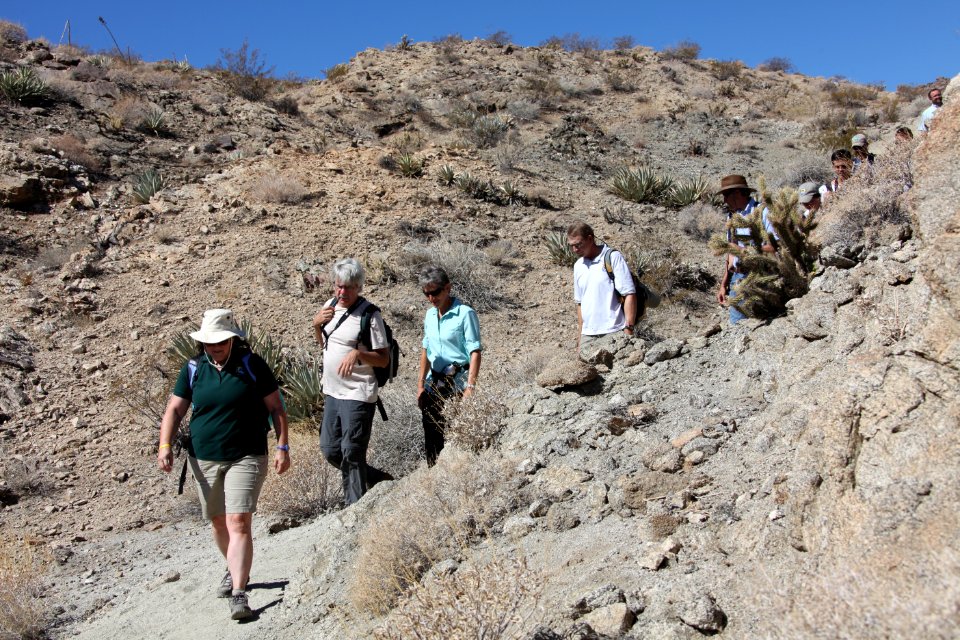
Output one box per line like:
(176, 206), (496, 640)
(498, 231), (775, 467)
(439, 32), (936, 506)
(217, 571), (232, 598)
(229, 591), (253, 620)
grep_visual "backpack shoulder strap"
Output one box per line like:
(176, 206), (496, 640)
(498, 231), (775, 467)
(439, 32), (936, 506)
(603, 247), (619, 284)
(187, 357), (200, 390)
(358, 301), (380, 349)
(240, 352), (257, 383)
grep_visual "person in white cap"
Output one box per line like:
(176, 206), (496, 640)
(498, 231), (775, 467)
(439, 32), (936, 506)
(850, 133), (875, 173)
(158, 309), (290, 621)
(797, 182), (822, 218)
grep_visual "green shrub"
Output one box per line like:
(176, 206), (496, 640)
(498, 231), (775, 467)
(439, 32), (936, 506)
(545, 231), (577, 267)
(132, 169), (164, 203)
(282, 353), (324, 424)
(498, 181), (523, 205)
(469, 115), (509, 149)
(609, 166), (674, 204)
(0, 68), (49, 105)
(138, 106), (167, 136)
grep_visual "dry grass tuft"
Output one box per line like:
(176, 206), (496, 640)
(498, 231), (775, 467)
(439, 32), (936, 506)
(401, 237), (501, 311)
(679, 201), (725, 242)
(374, 553), (542, 640)
(259, 428), (341, 519)
(250, 176), (307, 203)
(49, 134), (102, 172)
(0, 537), (52, 640)
(348, 449), (521, 614)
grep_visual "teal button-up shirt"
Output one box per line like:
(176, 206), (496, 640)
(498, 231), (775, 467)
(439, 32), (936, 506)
(422, 298), (482, 390)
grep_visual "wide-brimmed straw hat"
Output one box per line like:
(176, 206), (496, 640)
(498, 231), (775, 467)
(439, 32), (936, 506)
(189, 309), (245, 344)
(716, 174), (756, 194)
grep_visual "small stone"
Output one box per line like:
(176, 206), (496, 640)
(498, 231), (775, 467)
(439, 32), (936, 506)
(517, 458), (541, 475)
(71, 343), (87, 354)
(671, 428), (702, 449)
(679, 593), (727, 633)
(660, 537), (682, 554)
(529, 499), (552, 518)
(687, 512), (708, 524)
(639, 550), (667, 571)
(503, 516), (536, 540)
(113, 471), (129, 482)
(199, 225), (210, 234)
(768, 508), (785, 521)
(580, 603), (635, 637)
(626, 403), (658, 422)
(686, 451), (705, 465)
(161, 571), (180, 583)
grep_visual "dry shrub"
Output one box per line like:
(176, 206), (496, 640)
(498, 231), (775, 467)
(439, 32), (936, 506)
(368, 387), (426, 479)
(0, 537), (52, 640)
(756, 522), (960, 639)
(661, 40), (701, 61)
(348, 449), (520, 614)
(109, 95), (149, 129)
(443, 390), (508, 453)
(758, 56), (794, 73)
(679, 201), (725, 242)
(484, 240), (516, 266)
(815, 142), (913, 251)
(250, 176), (306, 203)
(723, 136), (760, 154)
(259, 428), (341, 519)
(827, 83), (879, 108)
(0, 21), (27, 44)
(401, 237), (500, 311)
(710, 59), (743, 80)
(49, 134), (102, 172)
(806, 109), (871, 152)
(374, 554), (542, 640)
(778, 155), (833, 190)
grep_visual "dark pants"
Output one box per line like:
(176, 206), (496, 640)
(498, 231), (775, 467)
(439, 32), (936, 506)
(320, 395), (375, 505)
(420, 387), (460, 467)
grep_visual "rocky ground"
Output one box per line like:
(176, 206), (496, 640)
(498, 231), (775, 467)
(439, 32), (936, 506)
(0, 30), (956, 639)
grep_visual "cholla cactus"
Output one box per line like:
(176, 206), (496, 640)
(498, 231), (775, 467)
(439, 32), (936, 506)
(709, 176), (820, 319)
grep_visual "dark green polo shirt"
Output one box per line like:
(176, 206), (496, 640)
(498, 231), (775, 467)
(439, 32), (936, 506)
(173, 350), (278, 461)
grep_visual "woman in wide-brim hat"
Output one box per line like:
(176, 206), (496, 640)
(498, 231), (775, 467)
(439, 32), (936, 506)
(157, 309), (290, 621)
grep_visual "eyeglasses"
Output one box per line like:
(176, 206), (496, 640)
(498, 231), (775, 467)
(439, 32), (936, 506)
(568, 239), (585, 250)
(204, 338), (231, 347)
(423, 287), (444, 298)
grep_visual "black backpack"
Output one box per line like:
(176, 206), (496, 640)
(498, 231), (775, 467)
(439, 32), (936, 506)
(358, 302), (401, 420)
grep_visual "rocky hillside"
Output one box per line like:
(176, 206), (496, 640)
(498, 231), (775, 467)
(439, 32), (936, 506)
(0, 28), (955, 639)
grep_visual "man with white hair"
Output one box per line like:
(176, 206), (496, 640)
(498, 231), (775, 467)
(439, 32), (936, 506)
(312, 257), (389, 505)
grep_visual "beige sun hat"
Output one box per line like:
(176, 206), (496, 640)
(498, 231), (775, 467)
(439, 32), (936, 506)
(189, 309), (245, 344)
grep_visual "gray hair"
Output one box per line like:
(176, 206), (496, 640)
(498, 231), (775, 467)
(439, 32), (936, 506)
(332, 258), (365, 290)
(418, 266), (450, 289)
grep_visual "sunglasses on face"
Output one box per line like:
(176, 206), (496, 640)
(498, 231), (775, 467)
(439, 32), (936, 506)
(204, 338), (231, 347)
(423, 287), (444, 298)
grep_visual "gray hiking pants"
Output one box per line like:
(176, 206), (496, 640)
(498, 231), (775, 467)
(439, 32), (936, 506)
(320, 395), (375, 506)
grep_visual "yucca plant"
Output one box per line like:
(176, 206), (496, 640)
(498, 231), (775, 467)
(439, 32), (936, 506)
(132, 169), (164, 203)
(396, 153), (424, 178)
(139, 106), (167, 136)
(545, 231), (577, 267)
(454, 172), (486, 198)
(609, 166), (674, 204)
(664, 176), (710, 209)
(282, 353), (324, 423)
(498, 181), (524, 205)
(167, 326), (200, 373)
(708, 176), (819, 320)
(0, 68), (49, 105)
(237, 318), (286, 382)
(436, 164), (456, 186)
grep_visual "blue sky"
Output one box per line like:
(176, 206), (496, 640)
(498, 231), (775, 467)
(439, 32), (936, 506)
(4, 1), (958, 89)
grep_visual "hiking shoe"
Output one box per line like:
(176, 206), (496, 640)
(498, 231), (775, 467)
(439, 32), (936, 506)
(229, 591), (253, 620)
(217, 571), (232, 598)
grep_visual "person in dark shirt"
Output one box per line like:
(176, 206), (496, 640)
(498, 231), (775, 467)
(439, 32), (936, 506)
(158, 309), (289, 621)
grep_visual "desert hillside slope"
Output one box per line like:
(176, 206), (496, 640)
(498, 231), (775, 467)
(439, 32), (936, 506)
(0, 30), (956, 639)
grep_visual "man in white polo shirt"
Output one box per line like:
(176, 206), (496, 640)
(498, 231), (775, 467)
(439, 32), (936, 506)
(567, 220), (637, 355)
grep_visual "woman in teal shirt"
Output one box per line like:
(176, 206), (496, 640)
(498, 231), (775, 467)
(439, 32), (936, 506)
(416, 267), (482, 466)
(157, 309), (289, 621)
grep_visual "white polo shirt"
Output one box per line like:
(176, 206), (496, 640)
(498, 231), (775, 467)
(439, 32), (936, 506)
(321, 298), (388, 403)
(573, 244), (635, 336)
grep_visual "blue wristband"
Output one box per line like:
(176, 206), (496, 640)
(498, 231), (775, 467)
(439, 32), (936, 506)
(276, 444), (289, 452)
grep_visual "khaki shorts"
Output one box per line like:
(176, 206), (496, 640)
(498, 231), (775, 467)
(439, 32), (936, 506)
(188, 455), (268, 519)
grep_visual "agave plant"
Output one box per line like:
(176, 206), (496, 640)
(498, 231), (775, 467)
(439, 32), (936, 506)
(237, 318), (286, 382)
(436, 164), (456, 186)
(0, 68), (49, 105)
(132, 169), (165, 203)
(396, 153), (424, 178)
(664, 176), (710, 209)
(545, 231), (577, 267)
(282, 353), (324, 423)
(139, 106), (166, 136)
(498, 181), (524, 205)
(609, 166), (674, 204)
(167, 326), (200, 373)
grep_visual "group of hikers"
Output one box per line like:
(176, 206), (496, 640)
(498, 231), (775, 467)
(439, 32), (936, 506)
(153, 83), (945, 621)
